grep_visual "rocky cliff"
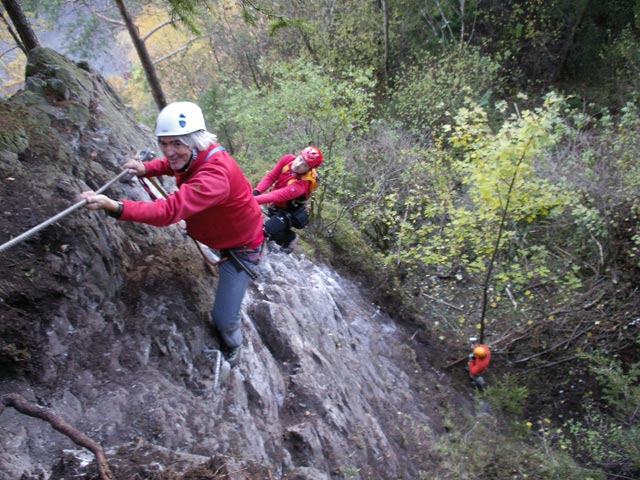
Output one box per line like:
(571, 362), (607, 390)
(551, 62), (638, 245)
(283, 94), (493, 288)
(0, 48), (474, 479)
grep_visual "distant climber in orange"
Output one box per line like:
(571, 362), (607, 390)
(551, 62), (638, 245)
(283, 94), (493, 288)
(467, 343), (491, 389)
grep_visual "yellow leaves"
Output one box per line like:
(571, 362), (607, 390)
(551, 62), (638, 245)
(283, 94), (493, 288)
(450, 98), (570, 231)
(113, 2), (233, 111)
(0, 49), (27, 97)
(451, 104), (492, 150)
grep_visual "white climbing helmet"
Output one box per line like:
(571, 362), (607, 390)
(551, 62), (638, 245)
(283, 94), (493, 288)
(155, 101), (206, 136)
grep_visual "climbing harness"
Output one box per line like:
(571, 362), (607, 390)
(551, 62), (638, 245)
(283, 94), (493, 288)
(0, 168), (130, 254)
(226, 247), (260, 281)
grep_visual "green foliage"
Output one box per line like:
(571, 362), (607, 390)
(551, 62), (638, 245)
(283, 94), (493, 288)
(530, 352), (640, 477)
(325, 199), (391, 287)
(446, 93), (574, 278)
(477, 0), (567, 83)
(165, 0), (203, 33)
(121, 65), (159, 125)
(310, 0), (383, 83)
(596, 27), (640, 103)
(380, 93), (580, 298)
(434, 408), (601, 480)
(217, 58), (375, 182)
(409, 0), (476, 46)
(333, 92), (640, 325)
(481, 374), (528, 420)
(559, 409), (638, 474)
(472, 0), (640, 100)
(389, 46), (502, 138)
(586, 353), (640, 422)
(544, 100), (640, 274)
(21, 0), (64, 15)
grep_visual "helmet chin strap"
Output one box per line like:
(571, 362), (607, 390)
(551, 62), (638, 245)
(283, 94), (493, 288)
(176, 148), (197, 172)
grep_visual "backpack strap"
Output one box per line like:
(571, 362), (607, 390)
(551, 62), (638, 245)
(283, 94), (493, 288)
(300, 168), (318, 193)
(204, 145), (225, 162)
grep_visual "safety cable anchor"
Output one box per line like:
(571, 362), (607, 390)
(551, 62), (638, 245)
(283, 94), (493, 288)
(195, 347), (222, 395)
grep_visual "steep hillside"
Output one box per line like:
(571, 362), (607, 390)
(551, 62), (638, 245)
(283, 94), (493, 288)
(0, 48), (476, 479)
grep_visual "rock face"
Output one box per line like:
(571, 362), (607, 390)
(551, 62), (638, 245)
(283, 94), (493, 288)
(0, 49), (472, 479)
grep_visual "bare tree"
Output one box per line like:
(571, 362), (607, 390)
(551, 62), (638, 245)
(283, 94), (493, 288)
(380, 0), (390, 88)
(113, 0), (167, 110)
(1, 0), (40, 54)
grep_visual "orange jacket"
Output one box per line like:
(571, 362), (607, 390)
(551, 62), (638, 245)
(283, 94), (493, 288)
(468, 344), (491, 376)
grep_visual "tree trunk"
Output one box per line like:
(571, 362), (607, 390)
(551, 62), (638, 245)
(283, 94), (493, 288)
(113, 0), (167, 110)
(380, 0), (390, 89)
(1, 0), (40, 53)
(552, 0), (589, 82)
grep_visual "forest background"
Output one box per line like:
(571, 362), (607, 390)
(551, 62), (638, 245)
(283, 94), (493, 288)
(2, 0), (640, 478)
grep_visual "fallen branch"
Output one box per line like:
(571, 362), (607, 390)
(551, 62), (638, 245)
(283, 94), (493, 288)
(421, 293), (464, 311)
(511, 324), (593, 364)
(0, 393), (113, 480)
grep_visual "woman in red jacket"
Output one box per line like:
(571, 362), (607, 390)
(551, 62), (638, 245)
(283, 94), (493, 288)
(253, 146), (323, 253)
(81, 102), (263, 367)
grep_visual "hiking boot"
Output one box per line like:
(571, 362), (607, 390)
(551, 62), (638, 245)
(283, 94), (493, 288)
(471, 375), (486, 389)
(222, 345), (241, 368)
(280, 238), (297, 254)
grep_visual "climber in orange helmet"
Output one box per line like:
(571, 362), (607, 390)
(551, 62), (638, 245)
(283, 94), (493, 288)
(467, 341), (491, 389)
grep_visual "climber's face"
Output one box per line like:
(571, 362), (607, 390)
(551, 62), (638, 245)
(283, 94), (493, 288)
(158, 136), (191, 171)
(292, 155), (311, 174)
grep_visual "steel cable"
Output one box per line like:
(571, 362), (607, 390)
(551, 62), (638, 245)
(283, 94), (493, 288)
(0, 169), (130, 254)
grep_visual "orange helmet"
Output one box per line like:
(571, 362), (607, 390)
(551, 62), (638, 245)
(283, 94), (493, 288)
(300, 146), (323, 168)
(473, 346), (488, 359)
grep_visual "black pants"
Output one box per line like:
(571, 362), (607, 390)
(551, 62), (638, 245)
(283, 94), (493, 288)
(264, 208), (297, 246)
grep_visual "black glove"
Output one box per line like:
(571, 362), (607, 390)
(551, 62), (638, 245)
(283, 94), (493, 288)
(252, 189), (260, 196)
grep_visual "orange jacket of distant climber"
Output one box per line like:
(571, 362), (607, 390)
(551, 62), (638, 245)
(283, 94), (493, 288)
(468, 344), (491, 376)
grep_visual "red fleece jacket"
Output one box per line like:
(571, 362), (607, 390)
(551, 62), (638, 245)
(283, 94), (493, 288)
(119, 144), (263, 250)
